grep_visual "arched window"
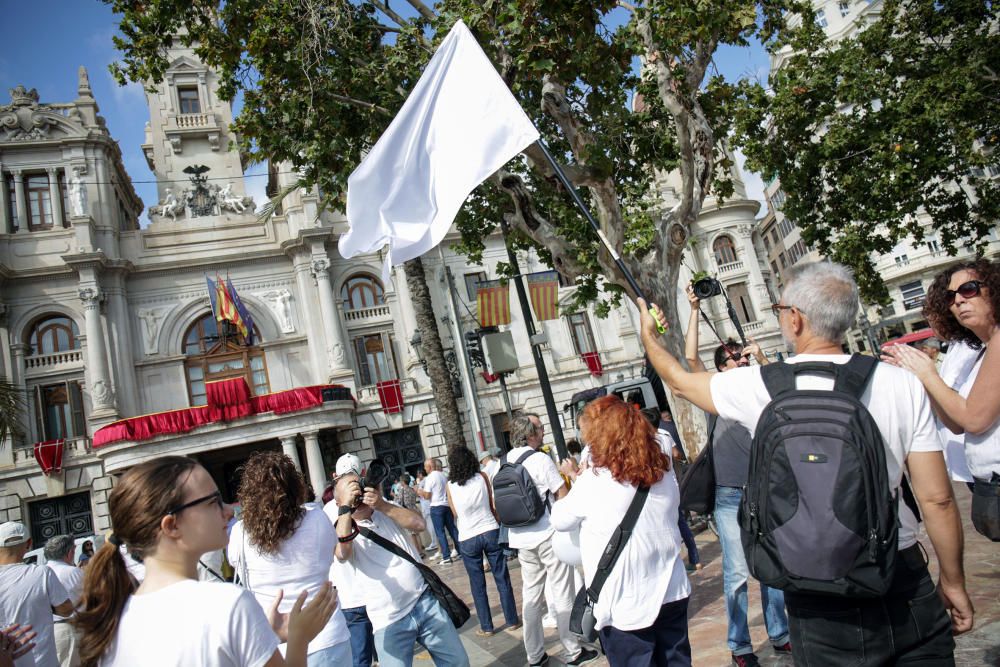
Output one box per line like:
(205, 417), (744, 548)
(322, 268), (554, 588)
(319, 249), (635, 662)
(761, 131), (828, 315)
(28, 315), (80, 356)
(713, 235), (738, 266)
(341, 274), (385, 311)
(182, 313), (267, 407)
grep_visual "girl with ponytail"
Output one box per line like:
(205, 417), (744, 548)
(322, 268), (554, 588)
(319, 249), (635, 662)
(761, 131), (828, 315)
(74, 456), (336, 667)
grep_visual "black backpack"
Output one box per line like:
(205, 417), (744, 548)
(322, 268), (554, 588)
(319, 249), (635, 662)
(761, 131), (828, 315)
(493, 450), (547, 527)
(739, 354), (899, 598)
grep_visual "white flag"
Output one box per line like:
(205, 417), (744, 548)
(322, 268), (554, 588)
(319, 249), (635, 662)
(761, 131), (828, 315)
(339, 20), (539, 280)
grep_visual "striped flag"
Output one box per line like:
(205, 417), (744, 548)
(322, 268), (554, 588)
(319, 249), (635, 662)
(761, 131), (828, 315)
(527, 271), (560, 321)
(216, 274), (248, 338)
(205, 275), (219, 319)
(476, 280), (511, 327)
(226, 277), (256, 345)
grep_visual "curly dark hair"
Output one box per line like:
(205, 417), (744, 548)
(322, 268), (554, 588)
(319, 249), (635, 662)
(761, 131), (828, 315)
(923, 258), (1000, 350)
(446, 446), (480, 486)
(713, 340), (743, 371)
(237, 451), (306, 554)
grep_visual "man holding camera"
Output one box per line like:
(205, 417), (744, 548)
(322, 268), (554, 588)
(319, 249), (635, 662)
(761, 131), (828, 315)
(332, 472), (469, 667)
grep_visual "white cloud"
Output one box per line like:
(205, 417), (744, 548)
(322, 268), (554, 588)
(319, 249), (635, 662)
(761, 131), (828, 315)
(242, 163), (270, 214)
(734, 148), (769, 219)
(104, 69), (146, 107)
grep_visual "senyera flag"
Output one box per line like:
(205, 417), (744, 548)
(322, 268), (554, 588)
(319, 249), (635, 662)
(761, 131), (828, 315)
(476, 280), (511, 327)
(527, 271), (560, 321)
(339, 20), (540, 281)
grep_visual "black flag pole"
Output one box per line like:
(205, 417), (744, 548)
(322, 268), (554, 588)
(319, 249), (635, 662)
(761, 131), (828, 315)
(534, 140), (666, 333)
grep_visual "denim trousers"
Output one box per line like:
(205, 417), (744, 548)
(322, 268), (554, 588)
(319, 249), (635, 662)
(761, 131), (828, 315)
(677, 510), (700, 566)
(373, 589), (470, 667)
(341, 606), (376, 667)
(785, 545), (955, 666)
(457, 528), (520, 631)
(599, 597), (692, 667)
(306, 640), (352, 667)
(430, 505), (460, 556)
(715, 485), (790, 655)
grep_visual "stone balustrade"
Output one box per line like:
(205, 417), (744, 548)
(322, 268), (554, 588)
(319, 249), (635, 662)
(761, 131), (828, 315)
(25, 349), (84, 370)
(343, 304), (392, 321)
(176, 113), (212, 129)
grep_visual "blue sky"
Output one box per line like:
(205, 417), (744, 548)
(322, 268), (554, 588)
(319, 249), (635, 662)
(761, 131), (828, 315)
(0, 1), (771, 224)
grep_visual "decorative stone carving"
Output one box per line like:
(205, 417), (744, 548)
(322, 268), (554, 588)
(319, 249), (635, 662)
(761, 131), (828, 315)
(149, 167), (254, 221)
(311, 257), (331, 277)
(77, 66), (92, 97)
(137, 308), (166, 355)
(0, 85), (58, 141)
(78, 287), (101, 309)
(69, 170), (88, 217)
(91, 379), (114, 407)
(333, 342), (345, 365)
(255, 290), (295, 333)
(218, 183), (251, 213)
(151, 188), (183, 222)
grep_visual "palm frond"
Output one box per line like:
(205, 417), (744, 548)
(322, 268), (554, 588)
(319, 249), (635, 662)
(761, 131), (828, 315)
(0, 380), (24, 446)
(257, 178), (307, 224)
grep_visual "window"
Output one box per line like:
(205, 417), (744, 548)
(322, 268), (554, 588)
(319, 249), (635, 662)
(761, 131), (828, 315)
(352, 332), (398, 386)
(5, 176), (17, 231)
(778, 218), (795, 237)
(770, 260), (780, 276)
(177, 86), (201, 114)
(727, 282), (756, 323)
(59, 173), (70, 222)
(779, 251), (787, 269)
(769, 189), (787, 211)
(464, 271), (487, 300)
(713, 235), (738, 265)
(567, 313), (596, 355)
(894, 254), (909, 267)
(28, 315), (80, 356)
(771, 229), (780, 246)
(839, 1), (851, 17)
(183, 313), (267, 406)
(926, 238), (940, 253)
(901, 280), (926, 311)
(34, 381), (85, 441)
(816, 8), (828, 27)
(341, 274), (385, 311)
(26, 174), (53, 229)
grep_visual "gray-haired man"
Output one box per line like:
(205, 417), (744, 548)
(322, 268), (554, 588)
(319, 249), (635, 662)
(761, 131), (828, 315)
(43, 537), (82, 667)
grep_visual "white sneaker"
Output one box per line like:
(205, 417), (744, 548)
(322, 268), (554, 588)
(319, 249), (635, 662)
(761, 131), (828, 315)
(542, 613), (557, 629)
(450, 549), (459, 559)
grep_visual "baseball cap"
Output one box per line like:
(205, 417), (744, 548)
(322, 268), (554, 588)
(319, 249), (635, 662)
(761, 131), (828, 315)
(335, 453), (362, 478)
(0, 521), (29, 547)
(478, 449), (493, 463)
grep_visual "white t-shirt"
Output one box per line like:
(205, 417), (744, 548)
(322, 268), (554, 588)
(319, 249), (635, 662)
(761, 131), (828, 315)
(228, 507), (349, 656)
(424, 471), (449, 507)
(101, 580), (278, 667)
(710, 355), (942, 549)
(0, 563), (69, 667)
(938, 341), (983, 481)
(417, 479), (431, 514)
(481, 459), (500, 481)
(960, 354), (1000, 479)
(331, 509), (427, 631)
(447, 474), (499, 541)
(551, 467), (690, 632)
(504, 446), (566, 550)
(46, 560), (83, 620)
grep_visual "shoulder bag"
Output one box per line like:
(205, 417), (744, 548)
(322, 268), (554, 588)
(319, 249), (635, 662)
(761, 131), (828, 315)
(678, 414), (717, 514)
(357, 526), (471, 628)
(569, 484), (649, 642)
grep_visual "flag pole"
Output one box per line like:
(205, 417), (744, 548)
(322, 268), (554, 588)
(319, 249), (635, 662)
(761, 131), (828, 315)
(534, 140), (665, 333)
(498, 216), (569, 461)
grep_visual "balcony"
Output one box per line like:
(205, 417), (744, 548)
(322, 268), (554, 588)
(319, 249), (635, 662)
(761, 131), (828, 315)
(175, 113), (212, 129)
(344, 304), (392, 322)
(742, 320), (765, 335)
(25, 350), (84, 373)
(717, 260), (746, 276)
(13, 436), (91, 466)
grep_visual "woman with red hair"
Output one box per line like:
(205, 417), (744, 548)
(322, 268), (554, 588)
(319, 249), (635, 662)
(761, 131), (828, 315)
(552, 395), (691, 666)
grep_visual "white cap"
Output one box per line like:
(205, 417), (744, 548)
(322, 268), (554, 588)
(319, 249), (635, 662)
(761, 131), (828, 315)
(335, 453), (362, 478)
(0, 521), (29, 547)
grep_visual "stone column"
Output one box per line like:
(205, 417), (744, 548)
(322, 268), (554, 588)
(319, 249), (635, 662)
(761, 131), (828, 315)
(280, 434), (302, 471)
(393, 265), (422, 368)
(12, 170), (26, 232)
(292, 260), (327, 384)
(302, 431), (327, 497)
(311, 257), (350, 380)
(0, 166), (11, 233)
(79, 287), (117, 417)
(46, 168), (64, 228)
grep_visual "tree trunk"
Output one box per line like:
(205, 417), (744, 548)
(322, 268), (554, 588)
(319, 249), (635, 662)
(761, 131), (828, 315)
(0, 380), (23, 446)
(403, 258), (466, 453)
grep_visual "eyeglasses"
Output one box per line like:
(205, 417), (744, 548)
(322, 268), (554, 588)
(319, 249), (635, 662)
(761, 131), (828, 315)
(165, 491), (224, 517)
(945, 280), (983, 305)
(770, 303), (794, 318)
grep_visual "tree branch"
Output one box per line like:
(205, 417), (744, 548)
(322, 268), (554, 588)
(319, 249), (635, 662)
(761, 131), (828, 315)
(404, 0), (436, 22)
(329, 93), (393, 116)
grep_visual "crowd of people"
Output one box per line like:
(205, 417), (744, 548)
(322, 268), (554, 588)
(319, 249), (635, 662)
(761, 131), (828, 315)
(1, 257), (997, 667)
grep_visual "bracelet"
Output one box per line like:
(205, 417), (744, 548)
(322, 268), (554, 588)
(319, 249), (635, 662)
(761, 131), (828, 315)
(337, 521), (360, 543)
(338, 505), (354, 516)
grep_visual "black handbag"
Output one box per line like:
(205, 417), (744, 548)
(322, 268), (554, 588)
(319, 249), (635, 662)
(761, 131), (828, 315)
(357, 526), (472, 628)
(569, 485), (649, 642)
(678, 414), (717, 514)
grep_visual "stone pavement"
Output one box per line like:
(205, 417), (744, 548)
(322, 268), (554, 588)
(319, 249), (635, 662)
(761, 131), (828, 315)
(417, 483), (998, 666)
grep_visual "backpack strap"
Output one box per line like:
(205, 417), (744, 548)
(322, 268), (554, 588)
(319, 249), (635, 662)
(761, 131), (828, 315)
(833, 354), (879, 398)
(586, 485), (650, 602)
(515, 449), (540, 465)
(760, 362), (798, 399)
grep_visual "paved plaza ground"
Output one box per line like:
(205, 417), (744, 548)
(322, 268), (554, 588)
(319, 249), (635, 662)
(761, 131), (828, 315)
(417, 483), (999, 666)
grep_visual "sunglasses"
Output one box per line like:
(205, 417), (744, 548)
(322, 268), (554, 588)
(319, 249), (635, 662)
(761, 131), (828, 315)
(165, 491), (224, 517)
(945, 280), (983, 305)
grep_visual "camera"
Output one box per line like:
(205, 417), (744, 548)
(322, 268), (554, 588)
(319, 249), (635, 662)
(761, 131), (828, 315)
(350, 458), (391, 508)
(691, 277), (723, 299)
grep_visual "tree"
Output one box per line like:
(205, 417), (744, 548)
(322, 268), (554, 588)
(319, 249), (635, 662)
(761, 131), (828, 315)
(0, 380), (24, 451)
(105, 0), (796, 451)
(731, 0), (1000, 301)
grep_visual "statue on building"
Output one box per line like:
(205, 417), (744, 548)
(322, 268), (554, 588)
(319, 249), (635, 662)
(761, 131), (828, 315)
(256, 289), (295, 333)
(151, 188), (183, 222)
(137, 308), (165, 355)
(218, 183), (248, 213)
(69, 170), (88, 217)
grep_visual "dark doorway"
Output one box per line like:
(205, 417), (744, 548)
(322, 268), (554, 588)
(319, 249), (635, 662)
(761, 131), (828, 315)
(373, 426), (425, 490)
(196, 440), (281, 503)
(28, 492), (92, 544)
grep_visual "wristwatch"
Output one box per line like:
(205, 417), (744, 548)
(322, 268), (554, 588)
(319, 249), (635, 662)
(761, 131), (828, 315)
(338, 505), (354, 516)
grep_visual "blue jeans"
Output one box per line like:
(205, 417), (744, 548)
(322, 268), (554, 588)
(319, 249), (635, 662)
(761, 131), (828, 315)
(715, 485), (789, 655)
(599, 597), (691, 667)
(457, 528), (520, 631)
(342, 606), (375, 667)
(677, 510), (700, 565)
(307, 640), (352, 666)
(430, 505), (460, 557)
(373, 589), (470, 667)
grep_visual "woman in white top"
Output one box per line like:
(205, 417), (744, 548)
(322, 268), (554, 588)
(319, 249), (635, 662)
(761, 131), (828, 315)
(445, 446), (520, 636)
(884, 259), (1000, 541)
(553, 395), (691, 666)
(229, 451), (352, 665)
(74, 455), (335, 667)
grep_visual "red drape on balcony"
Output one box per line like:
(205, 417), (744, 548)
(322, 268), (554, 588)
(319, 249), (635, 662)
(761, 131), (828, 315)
(481, 371), (499, 384)
(93, 384), (351, 448)
(206, 377), (252, 406)
(33, 439), (64, 475)
(581, 351), (603, 377)
(376, 379), (404, 414)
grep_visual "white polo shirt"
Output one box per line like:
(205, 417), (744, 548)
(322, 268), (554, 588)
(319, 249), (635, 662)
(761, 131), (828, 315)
(423, 470), (449, 507)
(504, 446), (566, 550)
